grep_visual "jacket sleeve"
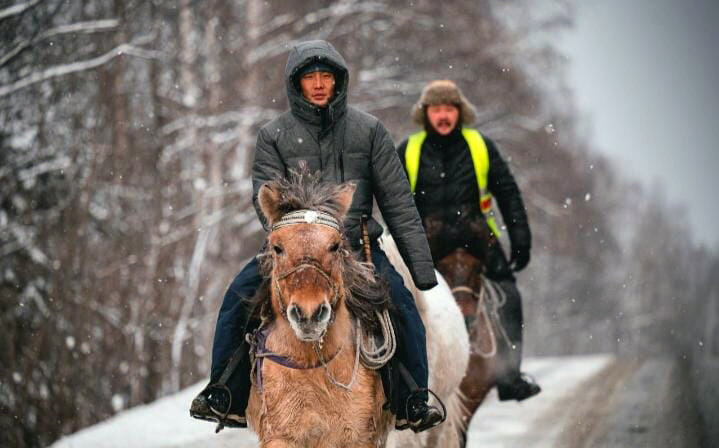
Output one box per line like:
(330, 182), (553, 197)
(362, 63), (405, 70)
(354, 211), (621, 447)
(486, 137), (531, 250)
(372, 123), (437, 290)
(252, 127), (286, 230)
(396, 138), (409, 174)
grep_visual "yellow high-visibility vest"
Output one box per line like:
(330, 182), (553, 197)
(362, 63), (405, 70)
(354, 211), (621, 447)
(405, 128), (501, 237)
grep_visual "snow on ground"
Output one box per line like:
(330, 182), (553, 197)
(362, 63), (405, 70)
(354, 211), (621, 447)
(50, 355), (612, 448)
(468, 354), (612, 447)
(49, 382), (259, 448)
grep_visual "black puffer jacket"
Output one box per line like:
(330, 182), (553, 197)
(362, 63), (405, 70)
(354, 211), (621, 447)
(252, 40), (437, 290)
(397, 126), (531, 280)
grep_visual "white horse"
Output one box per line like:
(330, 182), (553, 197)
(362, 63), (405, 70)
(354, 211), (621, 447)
(380, 234), (470, 447)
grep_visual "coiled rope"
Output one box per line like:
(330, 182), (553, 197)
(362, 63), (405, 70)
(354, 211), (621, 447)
(358, 308), (396, 370)
(313, 309), (396, 392)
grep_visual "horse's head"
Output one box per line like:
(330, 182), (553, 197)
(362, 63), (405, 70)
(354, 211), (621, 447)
(437, 250), (483, 288)
(257, 174), (356, 342)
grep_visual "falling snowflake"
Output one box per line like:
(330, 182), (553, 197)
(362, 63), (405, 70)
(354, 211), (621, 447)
(111, 394), (125, 412)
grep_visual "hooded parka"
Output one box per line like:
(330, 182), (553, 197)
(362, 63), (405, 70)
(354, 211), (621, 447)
(252, 40), (437, 290)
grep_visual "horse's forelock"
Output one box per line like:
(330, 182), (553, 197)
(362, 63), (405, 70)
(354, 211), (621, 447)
(265, 172), (347, 226)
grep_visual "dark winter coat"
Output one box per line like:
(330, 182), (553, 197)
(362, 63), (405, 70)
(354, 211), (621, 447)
(397, 126), (531, 280)
(252, 40), (437, 290)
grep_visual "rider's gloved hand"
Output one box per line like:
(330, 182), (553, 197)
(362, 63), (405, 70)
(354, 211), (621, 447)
(509, 244), (530, 272)
(413, 265), (438, 291)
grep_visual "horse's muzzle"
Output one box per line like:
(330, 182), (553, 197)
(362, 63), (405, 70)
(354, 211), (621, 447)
(287, 301), (332, 341)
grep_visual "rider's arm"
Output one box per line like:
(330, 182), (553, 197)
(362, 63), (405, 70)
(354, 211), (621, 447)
(396, 138), (410, 178)
(371, 122), (437, 291)
(252, 127), (285, 231)
(486, 138), (532, 252)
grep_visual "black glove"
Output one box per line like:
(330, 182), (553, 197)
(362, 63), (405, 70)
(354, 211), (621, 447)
(509, 245), (530, 272)
(413, 262), (438, 291)
(415, 279), (438, 291)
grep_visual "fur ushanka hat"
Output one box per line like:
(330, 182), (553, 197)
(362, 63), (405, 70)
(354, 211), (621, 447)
(411, 80), (477, 126)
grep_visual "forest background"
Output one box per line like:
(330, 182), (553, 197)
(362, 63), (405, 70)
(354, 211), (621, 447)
(1, 1), (717, 447)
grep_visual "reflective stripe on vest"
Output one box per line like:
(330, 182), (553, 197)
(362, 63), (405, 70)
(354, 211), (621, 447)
(405, 128), (501, 237)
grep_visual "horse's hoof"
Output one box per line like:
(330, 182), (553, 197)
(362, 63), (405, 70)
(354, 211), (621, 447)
(497, 374), (541, 401)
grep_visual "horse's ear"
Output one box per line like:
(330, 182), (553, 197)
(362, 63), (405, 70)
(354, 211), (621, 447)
(258, 184), (283, 226)
(335, 182), (357, 221)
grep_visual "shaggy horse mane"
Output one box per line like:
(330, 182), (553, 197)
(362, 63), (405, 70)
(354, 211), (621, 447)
(251, 168), (390, 330)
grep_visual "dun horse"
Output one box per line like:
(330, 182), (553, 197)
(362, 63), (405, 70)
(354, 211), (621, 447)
(247, 173), (469, 447)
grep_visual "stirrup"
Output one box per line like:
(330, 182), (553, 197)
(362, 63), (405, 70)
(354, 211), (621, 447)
(189, 384), (247, 432)
(190, 410), (247, 433)
(395, 388), (447, 432)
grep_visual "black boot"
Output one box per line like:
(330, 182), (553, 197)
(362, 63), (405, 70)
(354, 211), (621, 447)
(497, 373), (541, 401)
(190, 384), (247, 428)
(405, 395), (445, 433)
(393, 363), (446, 433)
(395, 392), (445, 432)
(492, 279), (542, 402)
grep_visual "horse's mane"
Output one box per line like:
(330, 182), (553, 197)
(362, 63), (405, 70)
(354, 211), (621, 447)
(251, 169), (390, 330)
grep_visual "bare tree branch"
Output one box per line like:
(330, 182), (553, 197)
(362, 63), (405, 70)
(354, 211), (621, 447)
(0, 41), (160, 97)
(0, 0), (41, 22)
(1, 19), (120, 68)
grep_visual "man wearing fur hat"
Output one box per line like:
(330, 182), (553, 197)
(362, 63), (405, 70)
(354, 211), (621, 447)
(398, 80), (541, 401)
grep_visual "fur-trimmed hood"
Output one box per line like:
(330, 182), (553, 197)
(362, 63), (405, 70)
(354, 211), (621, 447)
(411, 80), (477, 126)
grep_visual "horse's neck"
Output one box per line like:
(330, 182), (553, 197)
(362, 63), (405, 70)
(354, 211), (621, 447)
(268, 306), (355, 365)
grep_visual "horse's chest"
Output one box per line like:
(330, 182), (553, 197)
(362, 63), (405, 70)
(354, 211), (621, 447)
(249, 364), (381, 444)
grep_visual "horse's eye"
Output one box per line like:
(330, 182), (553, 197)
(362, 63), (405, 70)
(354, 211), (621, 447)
(273, 245), (284, 255)
(329, 242), (340, 253)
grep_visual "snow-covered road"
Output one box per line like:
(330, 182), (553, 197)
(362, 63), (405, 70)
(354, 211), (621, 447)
(50, 354), (701, 447)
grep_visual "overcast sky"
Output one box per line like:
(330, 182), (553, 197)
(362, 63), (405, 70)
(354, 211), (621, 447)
(559, 0), (719, 247)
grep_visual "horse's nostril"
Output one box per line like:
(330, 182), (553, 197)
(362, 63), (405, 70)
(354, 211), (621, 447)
(312, 302), (331, 323)
(288, 305), (304, 323)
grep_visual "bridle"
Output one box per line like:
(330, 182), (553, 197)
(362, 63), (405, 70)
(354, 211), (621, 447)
(261, 208), (395, 392)
(255, 209), (363, 391)
(270, 209), (343, 318)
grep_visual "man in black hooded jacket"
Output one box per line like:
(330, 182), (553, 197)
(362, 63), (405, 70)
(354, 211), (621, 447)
(398, 80), (541, 401)
(190, 40), (443, 432)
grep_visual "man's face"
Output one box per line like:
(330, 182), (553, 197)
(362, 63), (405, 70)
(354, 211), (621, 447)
(300, 71), (335, 107)
(426, 104), (460, 135)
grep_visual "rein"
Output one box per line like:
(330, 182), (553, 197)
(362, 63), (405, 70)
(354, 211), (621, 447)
(451, 277), (511, 358)
(250, 325), (344, 393)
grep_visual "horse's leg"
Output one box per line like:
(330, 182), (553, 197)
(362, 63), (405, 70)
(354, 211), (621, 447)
(457, 354), (495, 446)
